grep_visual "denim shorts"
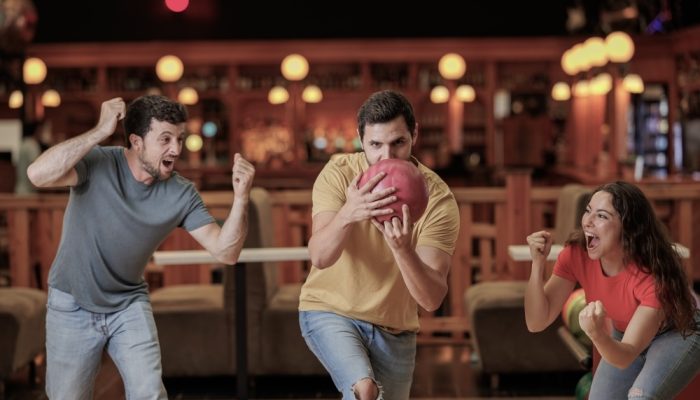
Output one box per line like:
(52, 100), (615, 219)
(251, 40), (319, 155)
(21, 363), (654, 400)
(588, 311), (700, 399)
(45, 286), (167, 400)
(299, 310), (416, 400)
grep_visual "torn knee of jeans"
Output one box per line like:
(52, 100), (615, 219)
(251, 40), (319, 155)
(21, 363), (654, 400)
(628, 386), (644, 398)
(351, 377), (384, 400)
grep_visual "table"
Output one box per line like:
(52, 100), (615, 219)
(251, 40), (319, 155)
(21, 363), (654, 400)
(508, 243), (690, 261)
(152, 247), (310, 399)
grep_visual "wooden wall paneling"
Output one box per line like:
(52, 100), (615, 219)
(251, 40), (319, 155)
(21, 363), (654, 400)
(7, 210), (31, 287)
(505, 171), (532, 280)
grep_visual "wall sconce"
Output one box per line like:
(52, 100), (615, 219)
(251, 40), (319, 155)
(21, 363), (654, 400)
(41, 89), (61, 107)
(551, 82), (571, 101)
(455, 85), (475, 102)
(177, 86), (199, 105)
(281, 54), (309, 81)
(430, 85), (449, 103)
(156, 55), (184, 82)
(8, 90), (23, 108)
(430, 84), (475, 103)
(573, 80), (590, 97)
(302, 84), (323, 103)
(589, 73), (612, 96)
(435, 53), (474, 104)
(268, 85), (290, 104)
(23, 57), (46, 85)
(622, 73), (644, 93)
(438, 53), (466, 80)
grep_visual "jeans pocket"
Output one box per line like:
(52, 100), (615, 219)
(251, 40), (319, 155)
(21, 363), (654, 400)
(47, 287), (81, 312)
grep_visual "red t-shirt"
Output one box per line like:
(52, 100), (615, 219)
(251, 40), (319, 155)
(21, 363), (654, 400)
(553, 245), (661, 332)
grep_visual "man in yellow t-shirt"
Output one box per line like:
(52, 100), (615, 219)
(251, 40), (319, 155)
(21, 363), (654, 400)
(299, 90), (460, 400)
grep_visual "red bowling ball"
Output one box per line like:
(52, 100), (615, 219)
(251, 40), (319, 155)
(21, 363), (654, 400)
(358, 159), (429, 223)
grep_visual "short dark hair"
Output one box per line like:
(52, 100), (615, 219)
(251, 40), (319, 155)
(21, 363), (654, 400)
(123, 95), (187, 148)
(357, 90), (416, 140)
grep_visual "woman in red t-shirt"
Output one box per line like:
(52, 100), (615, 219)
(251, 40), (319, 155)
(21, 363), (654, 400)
(525, 181), (699, 399)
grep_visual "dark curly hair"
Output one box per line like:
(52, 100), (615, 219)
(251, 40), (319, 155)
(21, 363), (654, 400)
(123, 95), (187, 148)
(357, 90), (416, 140)
(568, 181), (698, 337)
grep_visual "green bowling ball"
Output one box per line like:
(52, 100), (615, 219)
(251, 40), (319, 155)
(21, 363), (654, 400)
(562, 289), (592, 348)
(575, 372), (593, 400)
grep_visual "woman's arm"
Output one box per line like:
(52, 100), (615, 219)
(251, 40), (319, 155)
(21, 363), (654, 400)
(582, 304), (664, 369)
(524, 230), (575, 331)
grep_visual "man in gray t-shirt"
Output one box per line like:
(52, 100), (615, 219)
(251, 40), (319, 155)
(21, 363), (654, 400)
(27, 95), (255, 400)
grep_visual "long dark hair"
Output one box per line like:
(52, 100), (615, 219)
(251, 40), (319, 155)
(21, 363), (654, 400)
(568, 181), (697, 337)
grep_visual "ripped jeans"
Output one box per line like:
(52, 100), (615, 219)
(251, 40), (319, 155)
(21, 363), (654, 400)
(299, 311), (416, 400)
(589, 312), (700, 399)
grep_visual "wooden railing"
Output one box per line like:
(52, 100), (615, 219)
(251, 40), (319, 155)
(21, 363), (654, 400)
(2, 174), (699, 342)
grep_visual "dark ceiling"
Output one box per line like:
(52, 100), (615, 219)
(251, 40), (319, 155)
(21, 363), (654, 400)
(27, 0), (700, 44)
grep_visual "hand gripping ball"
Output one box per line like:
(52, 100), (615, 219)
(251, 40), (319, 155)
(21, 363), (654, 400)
(358, 159), (429, 223)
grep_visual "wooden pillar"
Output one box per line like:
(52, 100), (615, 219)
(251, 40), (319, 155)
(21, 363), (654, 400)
(446, 80), (463, 155)
(505, 170), (532, 280)
(8, 210), (32, 287)
(285, 82), (307, 164)
(611, 76), (630, 177)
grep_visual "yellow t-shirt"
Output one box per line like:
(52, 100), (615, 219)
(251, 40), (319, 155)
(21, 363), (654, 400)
(299, 152), (460, 332)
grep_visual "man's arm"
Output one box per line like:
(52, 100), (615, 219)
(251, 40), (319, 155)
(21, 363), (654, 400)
(27, 98), (125, 188)
(189, 153), (255, 264)
(394, 243), (451, 312)
(308, 172), (396, 268)
(372, 204), (451, 311)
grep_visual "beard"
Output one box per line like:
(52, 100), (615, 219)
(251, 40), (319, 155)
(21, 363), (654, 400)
(138, 149), (162, 181)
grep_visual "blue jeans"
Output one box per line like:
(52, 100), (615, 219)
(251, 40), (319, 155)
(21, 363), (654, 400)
(589, 312), (700, 399)
(45, 287), (167, 400)
(299, 311), (416, 400)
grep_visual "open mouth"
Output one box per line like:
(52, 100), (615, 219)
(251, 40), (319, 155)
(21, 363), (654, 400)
(585, 232), (599, 249)
(162, 159), (175, 169)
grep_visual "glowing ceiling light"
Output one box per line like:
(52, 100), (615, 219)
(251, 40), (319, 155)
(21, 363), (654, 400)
(438, 53), (467, 80)
(455, 85), (475, 102)
(23, 57), (47, 85)
(551, 82), (571, 101)
(302, 85), (323, 103)
(430, 85), (449, 104)
(281, 54), (309, 81)
(8, 90), (23, 109)
(268, 86), (290, 104)
(41, 89), (61, 107)
(156, 55), (184, 82)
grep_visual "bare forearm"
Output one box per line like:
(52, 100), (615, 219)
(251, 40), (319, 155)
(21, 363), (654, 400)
(393, 249), (447, 311)
(28, 127), (107, 187)
(590, 333), (638, 369)
(525, 260), (551, 332)
(308, 212), (353, 269)
(214, 197), (249, 264)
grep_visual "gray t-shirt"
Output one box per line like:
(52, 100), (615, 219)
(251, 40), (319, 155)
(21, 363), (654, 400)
(48, 146), (215, 313)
